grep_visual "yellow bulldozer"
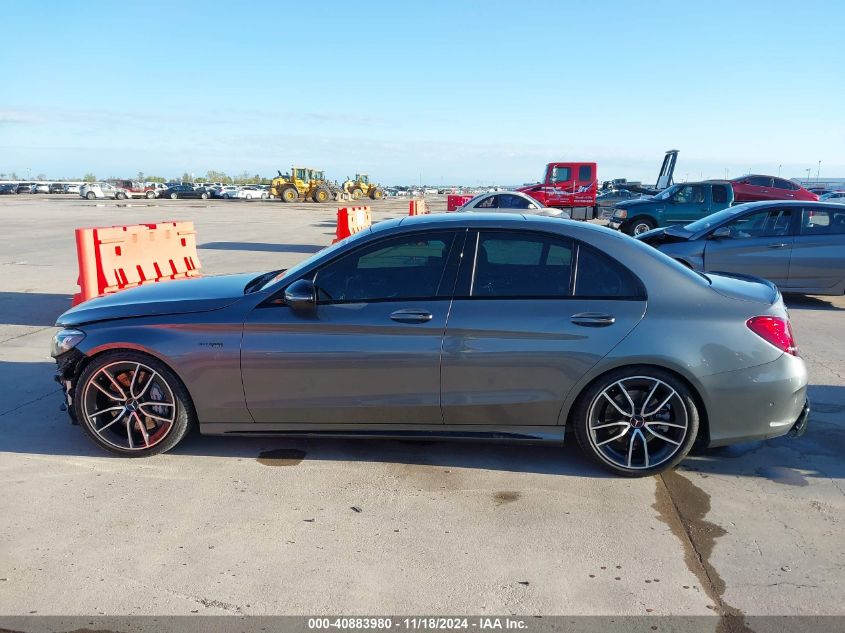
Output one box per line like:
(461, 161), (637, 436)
(342, 174), (385, 200)
(270, 166), (340, 203)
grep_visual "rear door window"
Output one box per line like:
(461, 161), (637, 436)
(801, 208), (845, 235)
(497, 194), (532, 209)
(471, 233), (574, 297)
(748, 176), (773, 187)
(712, 185), (728, 204)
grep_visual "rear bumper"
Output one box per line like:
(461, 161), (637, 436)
(701, 353), (808, 447)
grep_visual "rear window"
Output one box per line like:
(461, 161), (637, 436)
(712, 185), (728, 204)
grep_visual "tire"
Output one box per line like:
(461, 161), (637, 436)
(370, 187), (384, 200)
(170, 193), (178, 200)
(85, 192), (96, 200)
(281, 187), (298, 203)
(74, 350), (196, 457)
(145, 191), (155, 199)
(572, 366), (699, 477)
(351, 187), (363, 200)
(312, 185), (330, 203)
(261, 193), (268, 199)
(201, 192), (208, 199)
(116, 192), (127, 200)
(245, 194), (252, 200)
(626, 216), (656, 236)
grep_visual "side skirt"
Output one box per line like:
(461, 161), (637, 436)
(199, 423), (565, 444)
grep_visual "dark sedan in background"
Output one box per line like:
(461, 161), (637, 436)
(637, 201), (845, 295)
(160, 184), (211, 199)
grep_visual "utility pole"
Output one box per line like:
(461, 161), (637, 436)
(817, 161), (821, 183)
(778, 164), (782, 177)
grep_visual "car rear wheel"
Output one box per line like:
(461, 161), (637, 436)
(170, 192), (178, 199)
(146, 191), (155, 199)
(246, 194), (252, 199)
(85, 192), (96, 200)
(572, 366), (699, 477)
(116, 192), (127, 200)
(75, 351), (195, 457)
(201, 192), (208, 199)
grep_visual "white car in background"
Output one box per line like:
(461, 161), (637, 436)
(216, 185), (240, 198)
(819, 192), (845, 205)
(64, 184), (81, 194)
(79, 182), (130, 200)
(456, 191), (570, 218)
(32, 183), (50, 194)
(235, 186), (269, 200)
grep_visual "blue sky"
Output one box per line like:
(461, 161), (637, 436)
(2, 0), (843, 185)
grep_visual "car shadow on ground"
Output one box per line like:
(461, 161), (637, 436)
(2, 361), (843, 482)
(784, 294), (845, 311)
(198, 242), (324, 254)
(0, 291), (71, 326)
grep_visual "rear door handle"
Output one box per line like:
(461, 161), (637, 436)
(570, 312), (616, 327)
(390, 309), (433, 323)
(767, 243), (789, 249)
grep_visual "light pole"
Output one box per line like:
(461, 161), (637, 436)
(724, 168), (728, 179)
(778, 164), (782, 177)
(806, 168), (812, 183)
(817, 161), (821, 183)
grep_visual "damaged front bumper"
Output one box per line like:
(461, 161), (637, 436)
(53, 349), (85, 424)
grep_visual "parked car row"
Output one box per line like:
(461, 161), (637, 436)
(0, 182), (81, 194)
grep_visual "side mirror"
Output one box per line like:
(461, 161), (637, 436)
(284, 279), (316, 313)
(709, 226), (731, 240)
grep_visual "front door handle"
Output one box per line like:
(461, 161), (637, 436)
(570, 312), (616, 327)
(767, 243), (789, 249)
(390, 309), (433, 323)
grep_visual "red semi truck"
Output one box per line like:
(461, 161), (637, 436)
(518, 161), (598, 220)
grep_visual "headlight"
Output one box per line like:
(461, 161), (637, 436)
(51, 329), (85, 358)
(615, 209), (628, 219)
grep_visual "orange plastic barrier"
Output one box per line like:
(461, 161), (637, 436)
(408, 199), (429, 216)
(72, 221), (201, 305)
(333, 206), (372, 243)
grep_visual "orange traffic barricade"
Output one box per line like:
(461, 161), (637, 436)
(333, 206), (372, 243)
(408, 199), (429, 216)
(72, 221), (201, 305)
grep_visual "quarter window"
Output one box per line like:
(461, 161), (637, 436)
(475, 195), (498, 209)
(313, 232), (455, 302)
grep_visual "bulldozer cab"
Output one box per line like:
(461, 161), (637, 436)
(356, 174), (369, 185)
(313, 170), (325, 181)
(293, 167), (310, 182)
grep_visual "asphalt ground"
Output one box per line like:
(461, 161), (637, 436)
(0, 194), (842, 625)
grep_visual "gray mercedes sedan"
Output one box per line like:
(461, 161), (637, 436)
(52, 213), (809, 476)
(637, 201), (845, 295)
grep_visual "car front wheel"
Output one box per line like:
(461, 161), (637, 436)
(627, 217), (656, 236)
(75, 351), (195, 457)
(572, 366), (699, 476)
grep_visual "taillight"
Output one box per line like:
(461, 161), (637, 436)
(746, 316), (798, 356)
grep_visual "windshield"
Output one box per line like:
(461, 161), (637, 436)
(653, 184), (680, 201)
(683, 203), (758, 233)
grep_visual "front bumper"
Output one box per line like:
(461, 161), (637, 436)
(608, 219), (623, 230)
(54, 349), (85, 424)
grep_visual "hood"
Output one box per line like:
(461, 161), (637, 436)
(614, 198), (654, 212)
(517, 183), (542, 194)
(57, 272), (261, 326)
